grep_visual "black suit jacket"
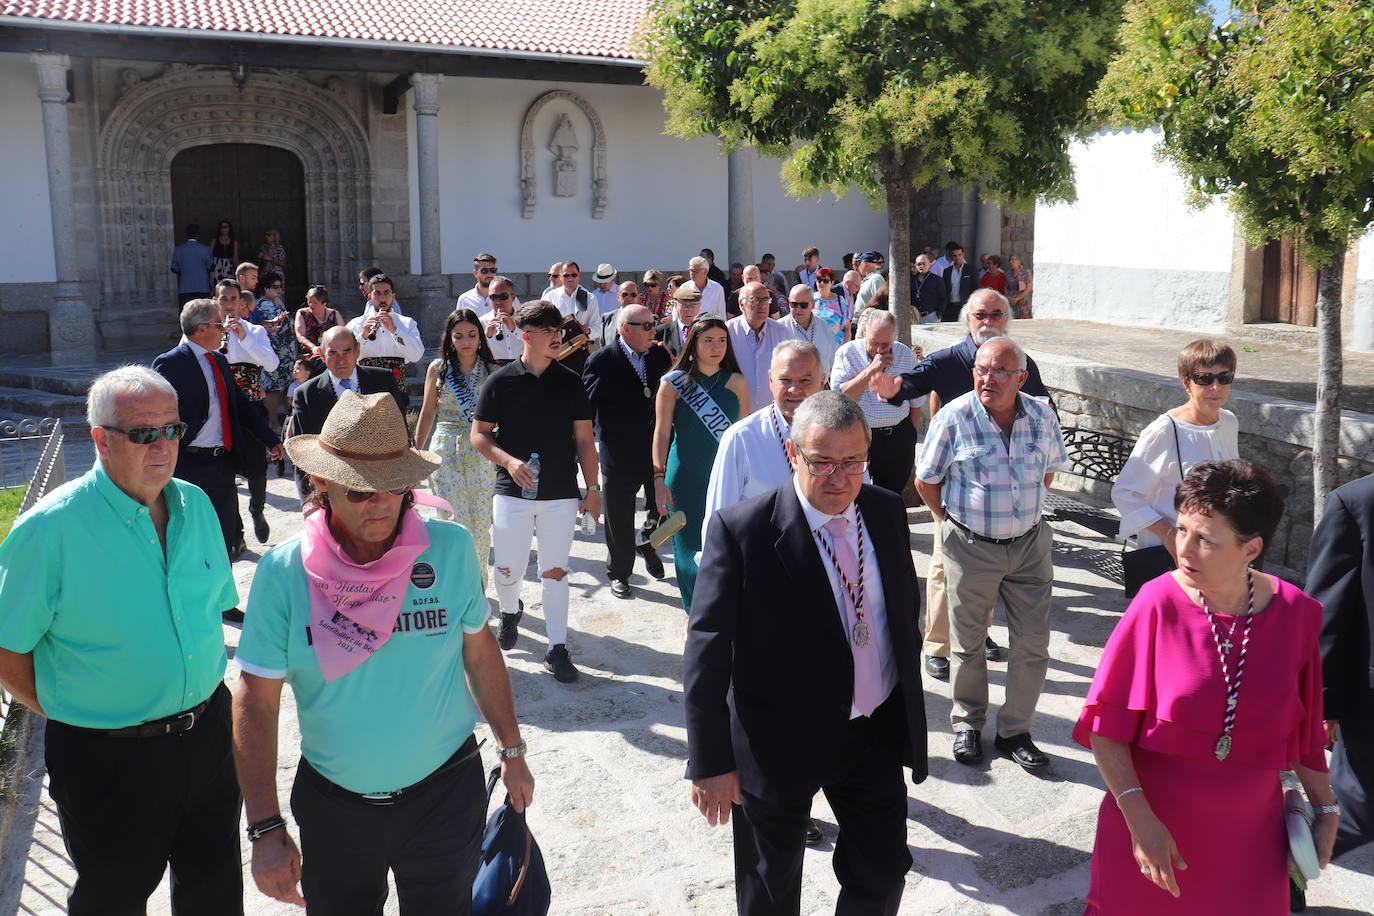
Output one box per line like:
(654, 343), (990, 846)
(151, 342), (280, 477)
(685, 483), (928, 799)
(1311, 474), (1374, 721)
(942, 263), (978, 316)
(654, 321), (687, 358)
(290, 366), (405, 439)
(582, 339), (671, 479)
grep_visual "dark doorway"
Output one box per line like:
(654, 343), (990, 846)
(171, 144), (308, 307)
(1260, 236), (1318, 326)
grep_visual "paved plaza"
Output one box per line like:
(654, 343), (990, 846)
(16, 464), (1374, 914)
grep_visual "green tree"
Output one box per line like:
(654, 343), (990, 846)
(1095, 0), (1374, 516)
(640, 0), (1124, 338)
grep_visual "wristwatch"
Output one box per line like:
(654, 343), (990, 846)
(497, 740), (527, 760)
(586, 484), (602, 492)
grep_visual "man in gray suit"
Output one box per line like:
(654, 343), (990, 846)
(654, 282), (702, 358)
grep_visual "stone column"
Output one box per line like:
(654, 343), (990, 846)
(33, 53), (96, 365)
(726, 147), (755, 270)
(975, 190), (1003, 263)
(410, 73), (447, 332)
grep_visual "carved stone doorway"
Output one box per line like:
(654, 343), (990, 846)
(171, 144), (308, 304)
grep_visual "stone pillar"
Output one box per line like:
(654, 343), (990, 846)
(726, 147), (755, 270)
(33, 53), (96, 365)
(975, 190), (1003, 262)
(410, 72), (447, 332)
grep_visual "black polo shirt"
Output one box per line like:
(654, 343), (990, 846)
(474, 358), (593, 500)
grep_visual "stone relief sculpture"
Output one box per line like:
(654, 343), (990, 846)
(519, 90), (607, 219)
(549, 114), (578, 197)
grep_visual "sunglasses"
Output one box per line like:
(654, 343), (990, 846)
(788, 300), (812, 308)
(547, 272), (559, 278)
(643, 282), (658, 288)
(624, 321), (656, 331)
(489, 292), (512, 301)
(1189, 370), (1235, 386)
(476, 267), (497, 274)
(342, 486), (412, 503)
(561, 272), (579, 278)
(620, 291), (639, 298)
(102, 422), (189, 445)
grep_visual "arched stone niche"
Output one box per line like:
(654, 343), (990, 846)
(97, 66), (373, 308)
(519, 90), (607, 219)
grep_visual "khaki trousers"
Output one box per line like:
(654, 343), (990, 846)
(922, 534), (994, 657)
(941, 518), (1053, 738)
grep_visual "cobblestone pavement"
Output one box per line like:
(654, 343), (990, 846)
(19, 466), (1374, 914)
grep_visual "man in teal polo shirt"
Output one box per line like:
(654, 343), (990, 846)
(0, 366), (243, 915)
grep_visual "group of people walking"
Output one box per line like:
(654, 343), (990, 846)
(0, 237), (1368, 916)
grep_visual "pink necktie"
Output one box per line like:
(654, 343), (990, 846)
(823, 516), (884, 717)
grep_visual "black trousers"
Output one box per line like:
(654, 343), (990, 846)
(604, 472), (660, 581)
(44, 684), (243, 916)
(732, 693), (911, 916)
(867, 422), (917, 495)
(1332, 709), (1374, 857)
(176, 449), (239, 553)
(290, 736), (486, 915)
(236, 401), (270, 526)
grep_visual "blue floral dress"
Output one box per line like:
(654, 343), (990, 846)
(253, 297), (297, 392)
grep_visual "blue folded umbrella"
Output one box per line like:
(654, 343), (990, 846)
(473, 766), (551, 916)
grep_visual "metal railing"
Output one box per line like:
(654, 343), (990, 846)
(0, 419), (65, 913)
(0, 420), (64, 492)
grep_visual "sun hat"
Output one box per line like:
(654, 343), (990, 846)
(286, 391), (440, 492)
(594, 263), (617, 283)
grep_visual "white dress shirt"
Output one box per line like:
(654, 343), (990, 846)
(223, 319), (280, 371)
(346, 307), (425, 362)
(479, 310), (523, 361)
(777, 314), (839, 374)
(699, 279), (727, 315)
(726, 315), (791, 416)
(701, 405), (795, 550)
(185, 338), (227, 448)
(457, 287), (490, 313)
(791, 475), (897, 718)
(547, 286), (599, 325)
(327, 369), (361, 398)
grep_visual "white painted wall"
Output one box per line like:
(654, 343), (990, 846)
(0, 53), (57, 284)
(421, 77), (887, 276)
(748, 153), (888, 272)
(1034, 128), (1234, 330)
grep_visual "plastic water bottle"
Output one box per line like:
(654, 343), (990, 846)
(522, 453), (540, 499)
(578, 510), (597, 536)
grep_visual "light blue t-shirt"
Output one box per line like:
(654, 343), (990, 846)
(236, 517), (488, 794)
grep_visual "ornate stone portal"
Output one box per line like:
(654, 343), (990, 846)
(520, 90), (606, 218)
(97, 65), (374, 326)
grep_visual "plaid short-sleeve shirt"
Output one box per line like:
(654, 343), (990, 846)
(916, 391), (1069, 539)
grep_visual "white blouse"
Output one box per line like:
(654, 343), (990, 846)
(1111, 409), (1240, 546)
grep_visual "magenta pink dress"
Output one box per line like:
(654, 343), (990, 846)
(1073, 574), (1328, 915)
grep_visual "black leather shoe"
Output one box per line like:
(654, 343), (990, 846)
(252, 512), (270, 543)
(610, 578), (633, 599)
(924, 655), (950, 680)
(804, 819), (823, 846)
(544, 644), (580, 683)
(953, 730), (983, 765)
(230, 538), (247, 561)
(985, 636), (1005, 662)
(275, 458), (287, 478)
(994, 733), (1050, 770)
(497, 610), (522, 650)
(222, 608), (245, 624)
(638, 544), (666, 579)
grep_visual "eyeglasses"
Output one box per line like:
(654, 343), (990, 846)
(970, 311), (1006, 321)
(1189, 370), (1235, 386)
(623, 320), (656, 331)
(620, 291), (639, 298)
(973, 367), (1026, 380)
(342, 486), (412, 503)
(101, 422), (188, 445)
(476, 267), (497, 274)
(489, 292), (512, 302)
(798, 452), (869, 477)
(788, 300), (812, 308)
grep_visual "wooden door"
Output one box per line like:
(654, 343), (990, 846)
(171, 144), (308, 307)
(1260, 236), (1318, 326)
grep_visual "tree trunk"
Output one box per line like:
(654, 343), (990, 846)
(1312, 250), (1344, 524)
(884, 175), (913, 344)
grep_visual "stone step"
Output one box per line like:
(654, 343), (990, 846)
(0, 387), (89, 423)
(0, 366), (95, 398)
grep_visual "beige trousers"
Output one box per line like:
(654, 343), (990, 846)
(922, 534), (994, 657)
(940, 518), (1054, 738)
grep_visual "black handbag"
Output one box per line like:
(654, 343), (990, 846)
(1121, 419), (1182, 599)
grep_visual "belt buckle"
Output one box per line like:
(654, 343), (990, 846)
(360, 790), (401, 804)
(171, 709), (197, 733)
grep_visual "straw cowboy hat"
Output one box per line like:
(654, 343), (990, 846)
(286, 391), (439, 492)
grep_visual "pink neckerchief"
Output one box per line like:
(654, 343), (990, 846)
(300, 490), (454, 682)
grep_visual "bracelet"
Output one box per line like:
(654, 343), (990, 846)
(1315, 803), (1340, 816)
(1114, 786), (1144, 805)
(653, 472), (666, 480)
(497, 740), (527, 760)
(246, 814), (287, 842)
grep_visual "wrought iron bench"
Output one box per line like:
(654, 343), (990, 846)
(1044, 426), (1136, 538)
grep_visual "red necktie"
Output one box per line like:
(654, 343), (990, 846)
(204, 352), (234, 451)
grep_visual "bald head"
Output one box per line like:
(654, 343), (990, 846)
(618, 303), (656, 354)
(321, 326), (359, 379)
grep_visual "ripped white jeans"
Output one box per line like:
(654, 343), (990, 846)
(490, 495), (578, 646)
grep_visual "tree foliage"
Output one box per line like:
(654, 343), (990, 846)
(1094, 0), (1374, 264)
(640, 0), (1125, 208)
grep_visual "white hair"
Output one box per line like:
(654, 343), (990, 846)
(978, 336), (1028, 370)
(688, 256), (709, 271)
(858, 308), (897, 337)
(960, 288), (1013, 325)
(771, 338), (822, 370)
(87, 365), (177, 428)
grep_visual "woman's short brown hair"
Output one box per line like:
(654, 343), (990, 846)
(1173, 459), (1283, 545)
(1178, 338), (1237, 380)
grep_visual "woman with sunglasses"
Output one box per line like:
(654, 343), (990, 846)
(235, 390), (533, 910)
(641, 269), (669, 321)
(812, 267), (852, 346)
(414, 308), (500, 585)
(1113, 339), (1240, 595)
